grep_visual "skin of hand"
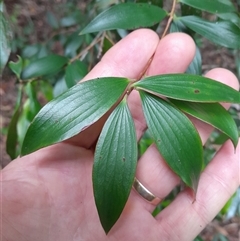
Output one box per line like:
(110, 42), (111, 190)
(1, 29), (239, 241)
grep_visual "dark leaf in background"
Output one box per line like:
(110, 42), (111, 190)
(134, 74), (240, 103)
(64, 32), (84, 57)
(181, 3), (202, 17)
(186, 46), (202, 75)
(179, 16), (240, 49)
(93, 99), (137, 233)
(170, 100), (239, 147)
(140, 91), (203, 191)
(53, 76), (68, 97)
(46, 11), (59, 29)
(217, 12), (240, 27)
(22, 44), (41, 59)
(80, 3), (167, 34)
(21, 77), (130, 156)
(170, 19), (188, 33)
(60, 11), (82, 27)
(21, 55), (69, 79)
(65, 60), (88, 88)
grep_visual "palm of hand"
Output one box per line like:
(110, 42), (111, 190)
(2, 30), (239, 241)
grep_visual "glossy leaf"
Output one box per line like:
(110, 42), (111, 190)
(0, 3), (12, 74)
(21, 77), (130, 156)
(21, 55), (69, 79)
(170, 100), (239, 147)
(80, 3), (167, 35)
(6, 87), (23, 159)
(8, 55), (23, 79)
(186, 46), (202, 75)
(179, 0), (236, 14)
(133, 73), (240, 103)
(65, 60), (88, 88)
(179, 16), (240, 49)
(93, 99), (137, 233)
(140, 91), (203, 191)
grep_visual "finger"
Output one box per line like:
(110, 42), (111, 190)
(66, 29), (159, 148)
(128, 33), (196, 140)
(131, 33), (196, 207)
(155, 139), (240, 241)
(133, 65), (239, 211)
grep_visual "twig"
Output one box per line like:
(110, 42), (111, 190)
(70, 32), (103, 63)
(135, 0), (178, 81)
(105, 33), (115, 46)
(97, 32), (106, 59)
(161, 0), (177, 39)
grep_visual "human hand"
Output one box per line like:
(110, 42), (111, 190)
(1, 29), (239, 241)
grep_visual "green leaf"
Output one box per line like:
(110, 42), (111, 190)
(170, 100), (239, 147)
(181, 3), (202, 17)
(8, 55), (23, 79)
(93, 98), (137, 233)
(21, 55), (69, 80)
(217, 12), (240, 27)
(21, 77), (130, 156)
(46, 11), (59, 29)
(53, 76), (68, 97)
(22, 44), (40, 59)
(60, 14), (80, 27)
(6, 87), (23, 159)
(0, 3), (12, 74)
(80, 3), (167, 35)
(133, 73), (240, 103)
(65, 60), (88, 88)
(39, 80), (53, 101)
(170, 19), (188, 33)
(186, 46), (202, 75)
(179, 0), (236, 14)
(17, 100), (32, 148)
(140, 91), (203, 191)
(25, 82), (41, 121)
(64, 32), (83, 57)
(179, 16), (240, 49)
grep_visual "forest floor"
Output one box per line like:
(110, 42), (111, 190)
(1, 0), (239, 240)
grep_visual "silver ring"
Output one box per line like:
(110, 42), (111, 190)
(133, 177), (162, 206)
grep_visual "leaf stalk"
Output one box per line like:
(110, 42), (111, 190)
(161, 0), (177, 38)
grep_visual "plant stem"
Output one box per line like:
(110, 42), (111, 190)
(161, 0), (177, 39)
(136, 0), (177, 81)
(70, 32), (103, 63)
